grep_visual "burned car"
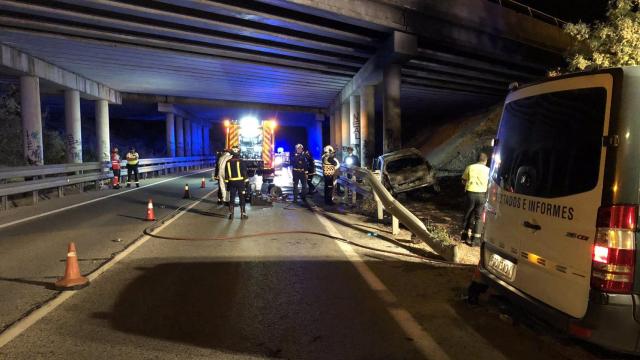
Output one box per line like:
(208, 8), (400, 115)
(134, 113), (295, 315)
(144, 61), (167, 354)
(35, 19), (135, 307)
(372, 148), (439, 196)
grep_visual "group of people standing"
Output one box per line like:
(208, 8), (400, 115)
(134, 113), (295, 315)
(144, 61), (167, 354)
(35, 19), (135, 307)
(214, 146), (249, 220)
(110, 147), (141, 189)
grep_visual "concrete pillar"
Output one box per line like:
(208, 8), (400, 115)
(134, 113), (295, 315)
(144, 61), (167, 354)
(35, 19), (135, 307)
(332, 107), (341, 150)
(383, 64), (402, 153)
(63, 89), (82, 163)
(20, 76), (44, 165)
(349, 94), (361, 158)
(184, 119), (192, 156)
(340, 101), (349, 156)
(165, 113), (176, 157)
(203, 123), (211, 155)
(176, 116), (184, 156)
(360, 85), (375, 168)
(308, 114), (323, 159)
(95, 100), (110, 163)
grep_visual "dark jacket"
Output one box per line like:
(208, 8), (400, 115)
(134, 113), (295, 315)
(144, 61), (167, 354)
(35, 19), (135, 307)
(225, 158), (248, 182)
(291, 152), (309, 173)
(304, 151), (315, 174)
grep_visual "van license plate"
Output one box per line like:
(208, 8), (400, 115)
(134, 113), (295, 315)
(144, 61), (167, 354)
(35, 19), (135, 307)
(488, 254), (516, 281)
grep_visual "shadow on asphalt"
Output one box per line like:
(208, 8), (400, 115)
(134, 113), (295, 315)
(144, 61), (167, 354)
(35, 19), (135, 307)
(92, 260), (426, 359)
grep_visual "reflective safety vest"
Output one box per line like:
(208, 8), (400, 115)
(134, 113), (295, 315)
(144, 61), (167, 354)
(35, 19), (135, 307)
(126, 152), (139, 166)
(111, 153), (121, 170)
(322, 155), (338, 176)
(225, 159), (247, 182)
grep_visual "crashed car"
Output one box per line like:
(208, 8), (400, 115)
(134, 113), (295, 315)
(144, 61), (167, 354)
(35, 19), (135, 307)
(372, 148), (439, 196)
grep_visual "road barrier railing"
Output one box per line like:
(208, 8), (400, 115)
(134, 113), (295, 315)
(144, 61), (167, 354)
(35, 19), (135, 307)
(0, 156), (216, 210)
(319, 160), (458, 262)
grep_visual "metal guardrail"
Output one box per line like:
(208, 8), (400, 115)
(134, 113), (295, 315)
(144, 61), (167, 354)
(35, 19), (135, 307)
(0, 156), (216, 210)
(315, 160), (458, 262)
(487, 0), (567, 27)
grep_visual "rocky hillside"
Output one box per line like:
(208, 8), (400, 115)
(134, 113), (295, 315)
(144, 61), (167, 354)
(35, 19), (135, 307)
(407, 105), (502, 176)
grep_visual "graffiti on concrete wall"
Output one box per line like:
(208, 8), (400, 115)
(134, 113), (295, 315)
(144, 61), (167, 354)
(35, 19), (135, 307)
(66, 134), (82, 162)
(24, 129), (43, 165)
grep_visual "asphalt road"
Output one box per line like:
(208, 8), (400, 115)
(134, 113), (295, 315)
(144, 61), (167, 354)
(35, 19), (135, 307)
(0, 170), (628, 359)
(0, 169), (214, 333)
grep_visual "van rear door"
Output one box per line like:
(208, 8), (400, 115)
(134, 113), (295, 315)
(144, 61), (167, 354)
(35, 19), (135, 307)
(483, 74), (613, 318)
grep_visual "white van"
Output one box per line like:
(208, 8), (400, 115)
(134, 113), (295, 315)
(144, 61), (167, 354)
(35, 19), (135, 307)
(479, 67), (640, 354)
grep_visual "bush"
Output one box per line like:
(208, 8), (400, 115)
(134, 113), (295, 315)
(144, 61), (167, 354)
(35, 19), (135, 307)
(0, 86), (25, 166)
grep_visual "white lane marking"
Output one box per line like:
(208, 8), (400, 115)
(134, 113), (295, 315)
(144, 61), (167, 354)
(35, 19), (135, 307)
(314, 212), (451, 360)
(0, 168), (213, 230)
(0, 188), (217, 349)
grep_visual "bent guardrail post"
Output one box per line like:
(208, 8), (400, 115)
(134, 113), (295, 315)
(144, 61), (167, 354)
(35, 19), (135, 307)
(358, 167), (459, 262)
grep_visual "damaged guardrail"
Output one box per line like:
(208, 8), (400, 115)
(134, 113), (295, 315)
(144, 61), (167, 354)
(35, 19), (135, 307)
(0, 156), (216, 211)
(331, 163), (459, 262)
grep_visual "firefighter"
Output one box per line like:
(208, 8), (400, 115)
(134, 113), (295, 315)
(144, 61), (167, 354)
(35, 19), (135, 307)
(125, 147), (140, 188)
(110, 147), (121, 189)
(217, 149), (233, 205)
(304, 149), (317, 194)
(290, 144), (309, 202)
(344, 146), (360, 167)
(322, 145), (339, 205)
(225, 146), (249, 220)
(215, 149), (231, 204)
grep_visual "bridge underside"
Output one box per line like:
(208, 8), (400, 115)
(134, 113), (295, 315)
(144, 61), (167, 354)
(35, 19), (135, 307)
(0, 0), (566, 119)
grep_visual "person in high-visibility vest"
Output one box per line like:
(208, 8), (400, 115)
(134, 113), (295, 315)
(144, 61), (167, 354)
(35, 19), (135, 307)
(110, 147), (121, 189)
(225, 147), (249, 220)
(125, 147), (140, 188)
(461, 152), (490, 246)
(321, 145), (339, 205)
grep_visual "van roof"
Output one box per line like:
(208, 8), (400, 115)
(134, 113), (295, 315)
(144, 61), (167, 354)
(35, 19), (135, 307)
(510, 66), (640, 93)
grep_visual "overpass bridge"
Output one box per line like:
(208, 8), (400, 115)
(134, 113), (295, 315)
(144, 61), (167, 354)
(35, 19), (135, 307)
(0, 1), (586, 359)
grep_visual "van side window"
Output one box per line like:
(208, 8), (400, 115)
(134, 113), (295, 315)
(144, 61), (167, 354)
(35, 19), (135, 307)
(491, 87), (607, 198)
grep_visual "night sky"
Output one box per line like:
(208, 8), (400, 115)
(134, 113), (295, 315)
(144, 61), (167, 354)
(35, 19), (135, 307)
(516, 0), (609, 23)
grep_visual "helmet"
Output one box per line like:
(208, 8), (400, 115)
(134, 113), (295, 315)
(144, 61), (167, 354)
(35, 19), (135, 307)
(323, 145), (334, 154)
(295, 144), (304, 153)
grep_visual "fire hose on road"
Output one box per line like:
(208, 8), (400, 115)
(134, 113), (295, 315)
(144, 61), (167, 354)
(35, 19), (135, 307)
(141, 195), (473, 269)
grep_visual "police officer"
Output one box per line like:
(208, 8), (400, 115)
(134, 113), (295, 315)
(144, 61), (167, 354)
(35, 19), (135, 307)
(110, 147), (121, 189)
(321, 145), (339, 205)
(304, 149), (316, 194)
(461, 152), (490, 246)
(290, 144), (309, 202)
(225, 146), (249, 220)
(125, 147), (140, 188)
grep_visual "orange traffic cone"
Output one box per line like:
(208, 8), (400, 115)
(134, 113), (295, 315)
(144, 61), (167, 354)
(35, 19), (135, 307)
(55, 242), (89, 291)
(112, 175), (120, 189)
(183, 184), (191, 199)
(200, 177), (206, 188)
(146, 198), (156, 221)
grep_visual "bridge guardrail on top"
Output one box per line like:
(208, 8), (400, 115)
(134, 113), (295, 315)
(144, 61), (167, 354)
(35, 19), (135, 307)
(0, 156), (216, 210)
(314, 160), (459, 262)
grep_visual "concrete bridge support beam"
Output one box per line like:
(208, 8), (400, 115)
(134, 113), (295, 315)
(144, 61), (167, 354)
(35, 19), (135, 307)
(176, 116), (184, 157)
(64, 90), (83, 163)
(95, 100), (110, 163)
(165, 113), (176, 157)
(349, 94), (361, 158)
(203, 124), (211, 156)
(20, 76), (44, 165)
(308, 114), (323, 159)
(383, 64), (402, 153)
(185, 119), (192, 157)
(360, 85), (375, 168)
(332, 107), (341, 151)
(340, 101), (349, 157)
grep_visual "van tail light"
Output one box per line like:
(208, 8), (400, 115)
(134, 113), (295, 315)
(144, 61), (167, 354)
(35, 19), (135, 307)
(591, 205), (637, 294)
(482, 208), (487, 224)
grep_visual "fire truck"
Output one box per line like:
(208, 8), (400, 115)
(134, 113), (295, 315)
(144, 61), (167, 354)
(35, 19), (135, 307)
(224, 116), (277, 182)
